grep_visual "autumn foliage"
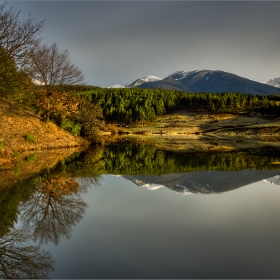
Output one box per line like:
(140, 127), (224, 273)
(36, 90), (79, 122)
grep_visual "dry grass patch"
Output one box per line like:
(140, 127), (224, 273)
(0, 98), (88, 163)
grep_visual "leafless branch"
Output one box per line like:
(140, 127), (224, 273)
(0, 2), (45, 70)
(30, 43), (85, 89)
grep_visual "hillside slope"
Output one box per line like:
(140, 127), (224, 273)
(0, 98), (88, 160)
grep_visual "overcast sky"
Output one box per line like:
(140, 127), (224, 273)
(10, 1), (280, 87)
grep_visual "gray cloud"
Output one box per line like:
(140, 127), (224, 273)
(13, 1), (280, 87)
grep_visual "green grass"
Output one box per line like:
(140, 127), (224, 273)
(61, 118), (81, 135)
(26, 133), (36, 143)
(13, 164), (20, 176)
(25, 153), (37, 163)
(0, 141), (4, 150)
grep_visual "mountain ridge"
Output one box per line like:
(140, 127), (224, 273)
(108, 70), (280, 95)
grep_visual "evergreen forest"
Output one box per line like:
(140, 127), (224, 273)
(73, 88), (280, 124)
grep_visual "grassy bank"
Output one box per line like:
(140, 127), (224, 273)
(0, 98), (89, 165)
(121, 110), (280, 136)
(117, 110), (280, 152)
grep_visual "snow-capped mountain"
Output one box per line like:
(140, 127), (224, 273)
(128, 75), (162, 88)
(107, 75), (162, 89)
(137, 69), (280, 95)
(107, 70), (280, 95)
(167, 70), (200, 80)
(263, 77), (280, 88)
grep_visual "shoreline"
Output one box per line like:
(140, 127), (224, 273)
(2, 107), (280, 167)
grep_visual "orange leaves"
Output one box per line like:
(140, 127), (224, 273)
(37, 174), (79, 197)
(36, 90), (79, 120)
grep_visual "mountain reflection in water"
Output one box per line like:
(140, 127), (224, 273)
(123, 169), (280, 195)
(1, 142), (280, 278)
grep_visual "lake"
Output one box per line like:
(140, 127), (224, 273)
(1, 141), (280, 278)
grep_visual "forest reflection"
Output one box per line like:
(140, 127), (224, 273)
(46, 143), (280, 179)
(102, 143), (280, 174)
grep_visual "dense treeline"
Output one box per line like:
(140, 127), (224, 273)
(73, 88), (280, 124)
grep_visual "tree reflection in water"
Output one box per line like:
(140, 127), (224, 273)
(78, 176), (102, 193)
(20, 173), (98, 245)
(0, 229), (54, 279)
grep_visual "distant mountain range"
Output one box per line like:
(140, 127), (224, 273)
(108, 70), (280, 95)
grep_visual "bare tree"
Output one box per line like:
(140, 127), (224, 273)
(0, 2), (45, 70)
(31, 43), (85, 90)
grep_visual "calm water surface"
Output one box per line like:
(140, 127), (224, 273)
(1, 142), (280, 279)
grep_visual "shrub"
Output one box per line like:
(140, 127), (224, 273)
(14, 164), (20, 176)
(0, 141), (4, 150)
(74, 100), (104, 142)
(72, 123), (81, 135)
(25, 153), (37, 163)
(26, 134), (36, 143)
(61, 118), (81, 135)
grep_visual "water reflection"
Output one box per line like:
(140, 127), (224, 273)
(123, 168), (280, 195)
(102, 142), (280, 174)
(102, 143), (280, 194)
(0, 167), (100, 278)
(263, 175), (280, 185)
(0, 177), (36, 237)
(1, 142), (280, 278)
(0, 229), (54, 279)
(19, 173), (89, 245)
